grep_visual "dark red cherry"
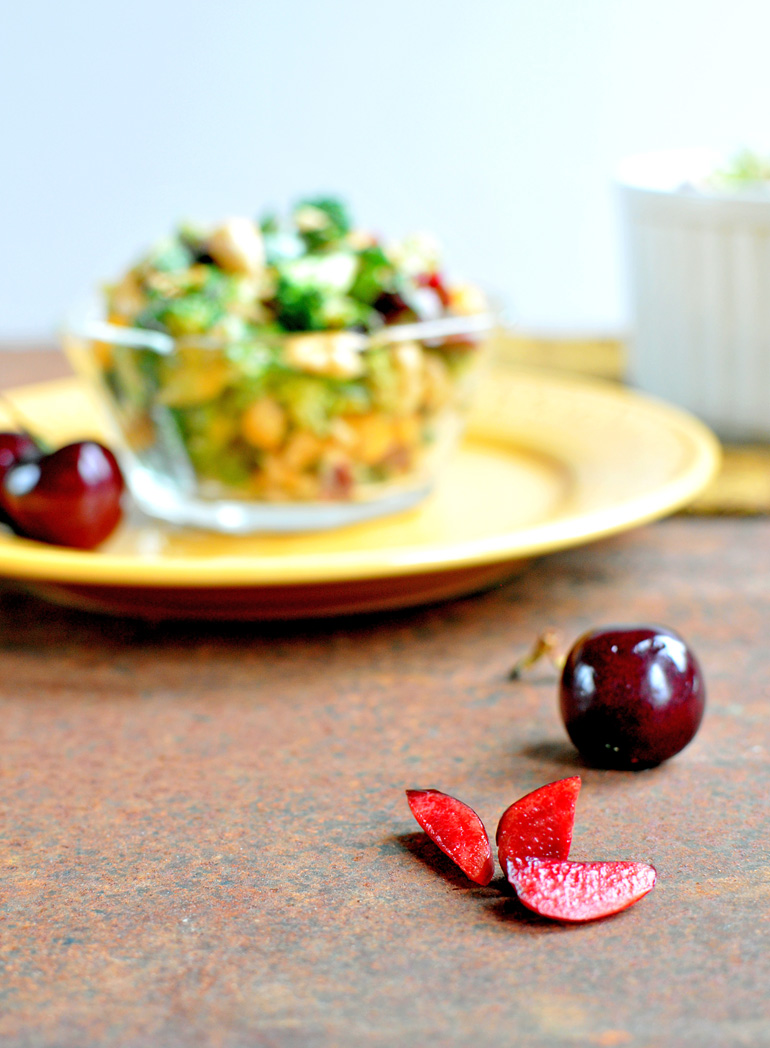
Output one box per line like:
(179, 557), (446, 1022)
(2, 441), (125, 550)
(559, 625), (705, 769)
(0, 432), (42, 529)
(0, 432), (40, 477)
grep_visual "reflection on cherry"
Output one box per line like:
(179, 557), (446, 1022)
(0, 432), (41, 529)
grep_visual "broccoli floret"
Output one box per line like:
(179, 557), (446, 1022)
(318, 294), (373, 330)
(274, 277), (326, 331)
(292, 197), (351, 250)
(350, 245), (398, 306)
(137, 294), (224, 336)
(176, 221), (210, 259)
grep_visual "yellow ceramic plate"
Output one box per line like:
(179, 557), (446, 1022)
(0, 367), (720, 618)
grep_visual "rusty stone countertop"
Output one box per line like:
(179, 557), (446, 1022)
(1, 351), (770, 1047)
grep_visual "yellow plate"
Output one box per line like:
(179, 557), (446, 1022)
(0, 367), (720, 619)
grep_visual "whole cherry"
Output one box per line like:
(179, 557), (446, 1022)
(559, 624), (705, 769)
(0, 432), (41, 529)
(1, 440), (125, 550)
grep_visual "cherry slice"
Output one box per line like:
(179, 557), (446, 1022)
(496, 776), (581, 871)
(505, 859), (656, 922)
(406, 789), (495, 885)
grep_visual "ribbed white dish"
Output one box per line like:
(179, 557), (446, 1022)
(617, 149), (770, 441)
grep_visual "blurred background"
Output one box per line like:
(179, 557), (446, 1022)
(2, 0), (769, 342)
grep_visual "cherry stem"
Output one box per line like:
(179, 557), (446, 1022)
(508, 629), (566, 680)
(0, 392), (52, 454)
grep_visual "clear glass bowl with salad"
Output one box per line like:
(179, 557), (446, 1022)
(65, 198), (495, 532)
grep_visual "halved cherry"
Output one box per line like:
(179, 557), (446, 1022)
(406, 789), (494, 885)
(496, 776), (581, 870)
(505, 859), (656, 922)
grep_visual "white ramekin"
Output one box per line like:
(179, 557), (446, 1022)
(617, 149), (770, 441)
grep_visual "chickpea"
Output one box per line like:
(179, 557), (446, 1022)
(241, 397), (288, 451)
(345, 414), (396, 465)
(284, 332), (365, 379)
(207, 217), (265, 277)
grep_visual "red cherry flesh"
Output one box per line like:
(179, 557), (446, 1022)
(2, 441), (125, 550)
(505, 859), (657, 922)
(406, 789), (495, 885)
(559, 625), (705, 769)
(496, 776), (581, 872)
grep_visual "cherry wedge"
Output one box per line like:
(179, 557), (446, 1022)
(505, 859), (657, 922)
(406, 789), (495, 885)
(496, 776), (581, 871)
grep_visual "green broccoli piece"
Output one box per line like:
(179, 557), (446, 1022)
(274, 277), (326, 331)
(136, 294), (224, 336)
(350, 245), (398, 305)
(292, 197), (351, 250)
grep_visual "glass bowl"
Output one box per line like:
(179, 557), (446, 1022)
(63, 310), (495, 533)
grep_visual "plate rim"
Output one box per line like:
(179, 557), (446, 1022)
(0, 368), (721, 588)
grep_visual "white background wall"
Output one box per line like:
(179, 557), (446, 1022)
(2, 0), (769, 340)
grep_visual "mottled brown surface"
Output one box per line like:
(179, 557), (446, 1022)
(1, 516), (769, 1048)
(1, 350), (770, 1047)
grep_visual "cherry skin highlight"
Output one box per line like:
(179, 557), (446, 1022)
(559, 624), (705, 769)
(2, 441), (125, 550)
(406, 789), (495, 885)
(0, 433), (41, 529)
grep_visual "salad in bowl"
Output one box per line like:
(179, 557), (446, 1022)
(65, 197), (494, 532)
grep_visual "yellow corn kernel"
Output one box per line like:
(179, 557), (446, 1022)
(241, 397), (288, 450)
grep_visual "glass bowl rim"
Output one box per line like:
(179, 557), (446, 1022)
(64, 305), (499, 357)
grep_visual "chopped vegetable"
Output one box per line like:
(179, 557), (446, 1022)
(97, 197), (489, 502)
